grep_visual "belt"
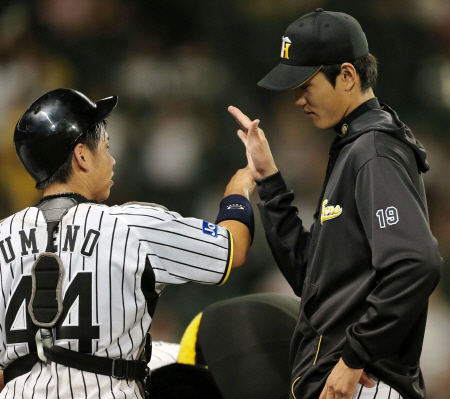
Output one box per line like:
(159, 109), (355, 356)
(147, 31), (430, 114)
(4, 333), (152, 389)
(3, 346), (150, 386)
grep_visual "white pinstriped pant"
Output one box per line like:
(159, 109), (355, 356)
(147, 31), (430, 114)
(353, 377), (404, 399)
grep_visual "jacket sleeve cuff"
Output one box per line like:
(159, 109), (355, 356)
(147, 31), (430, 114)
(341, 339), (367, 370)
(256, 171), (288, 201)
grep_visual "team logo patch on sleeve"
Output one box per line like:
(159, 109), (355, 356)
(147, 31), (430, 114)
(202, 221), (218, 237)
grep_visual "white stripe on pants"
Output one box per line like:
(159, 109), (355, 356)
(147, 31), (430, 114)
(352, 376), (403, 399)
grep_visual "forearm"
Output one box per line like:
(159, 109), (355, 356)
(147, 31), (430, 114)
(216, 194), (254, 269)
(216, 167), (256, 269)
(257, 172), (311, 295)
(343, 251), (441, 368)
(218, 220), (251, 268)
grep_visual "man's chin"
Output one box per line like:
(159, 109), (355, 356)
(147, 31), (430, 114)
(97, 189), (111, 203)
(310, 118), (335, 130)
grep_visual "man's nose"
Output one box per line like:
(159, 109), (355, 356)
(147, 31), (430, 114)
(294, 90), (307, 106)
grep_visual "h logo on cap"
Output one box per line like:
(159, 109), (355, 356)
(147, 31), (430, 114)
(281, 36), (292, 59)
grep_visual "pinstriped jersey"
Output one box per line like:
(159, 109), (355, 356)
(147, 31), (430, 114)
(0, 200), (232, 398)
(149, 342), (180, 369)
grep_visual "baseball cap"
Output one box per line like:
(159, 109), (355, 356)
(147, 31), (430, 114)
(258, 9), (369, 91)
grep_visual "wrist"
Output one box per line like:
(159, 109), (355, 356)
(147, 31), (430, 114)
(255, 167), (278, 180)
(256, 171), (289, 201)
(223, 184), (256, 200)
(340, 357), (362, 371)
(224, 186), (248, 199)
(215, 194), (255, 244)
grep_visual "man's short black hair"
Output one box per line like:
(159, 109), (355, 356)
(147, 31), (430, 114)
(321, 53), (378, 92)
(36, 120), (107, 190)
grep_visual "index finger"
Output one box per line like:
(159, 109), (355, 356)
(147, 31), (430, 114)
(318, 383), (327, 399)
(228, 106), (252, 131)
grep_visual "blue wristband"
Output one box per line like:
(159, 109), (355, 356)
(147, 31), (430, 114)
(215, 194), (255, 244)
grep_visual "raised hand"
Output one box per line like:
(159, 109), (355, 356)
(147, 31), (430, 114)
(223, 166), (256, 200)
(228, 106), (278, 180)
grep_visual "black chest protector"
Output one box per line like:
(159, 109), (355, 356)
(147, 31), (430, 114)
(4, 194), (151, 395)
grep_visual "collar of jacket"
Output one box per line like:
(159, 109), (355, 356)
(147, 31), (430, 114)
(333, 97), (381, 137)
(330, 98), (429, 173)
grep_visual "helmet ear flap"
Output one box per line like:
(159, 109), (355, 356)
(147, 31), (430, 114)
(14, 88), (117, 185)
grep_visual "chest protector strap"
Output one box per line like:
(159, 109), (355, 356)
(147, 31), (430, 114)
(29, 252), (65, 363)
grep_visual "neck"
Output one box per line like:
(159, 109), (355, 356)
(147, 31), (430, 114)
(43, 179), (93, 200)
(343, 88), (375, 118)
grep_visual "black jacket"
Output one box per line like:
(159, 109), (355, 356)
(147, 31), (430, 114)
(256, 99), (442, 399)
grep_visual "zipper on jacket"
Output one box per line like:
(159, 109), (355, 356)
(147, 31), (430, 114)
(313, 137), (342, 221)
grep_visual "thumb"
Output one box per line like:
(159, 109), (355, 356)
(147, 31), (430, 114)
(359, 372), (376, 388)
(249, 119), (260, 135)
(237, 129), (248, 146)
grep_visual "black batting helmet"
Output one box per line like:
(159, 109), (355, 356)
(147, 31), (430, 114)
(14, 88), (118, 185)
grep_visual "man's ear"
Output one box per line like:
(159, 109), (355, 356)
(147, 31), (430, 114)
(73, 143), (90, 172)
(340, 62), (357, 91)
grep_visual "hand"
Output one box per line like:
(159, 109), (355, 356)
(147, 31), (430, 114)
(228, 106), (278, 180)
(319, 358), (375, 399)
(224, 166), (257, 200)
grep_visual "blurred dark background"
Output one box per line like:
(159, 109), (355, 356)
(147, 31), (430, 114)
(0, 0), (449, 396)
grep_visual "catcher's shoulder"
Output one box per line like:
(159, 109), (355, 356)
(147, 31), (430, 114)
(119, 201), (169, 211)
